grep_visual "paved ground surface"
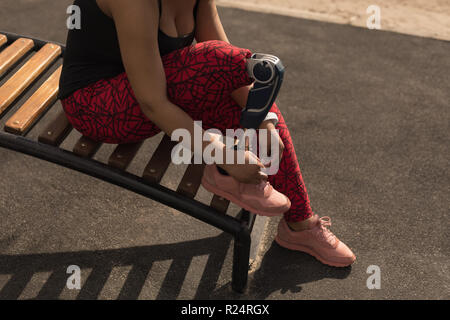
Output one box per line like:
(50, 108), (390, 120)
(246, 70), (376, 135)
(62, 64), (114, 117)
(0, 0), (449, 300)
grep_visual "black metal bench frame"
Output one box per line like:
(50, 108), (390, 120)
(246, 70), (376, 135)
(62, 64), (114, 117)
(0, 31), (259, 294)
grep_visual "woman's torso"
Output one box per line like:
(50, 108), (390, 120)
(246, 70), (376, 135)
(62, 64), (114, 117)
(59, 0), (199, 100)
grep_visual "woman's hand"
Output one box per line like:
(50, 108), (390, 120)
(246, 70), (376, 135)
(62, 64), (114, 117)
(217, 150), (268, 185)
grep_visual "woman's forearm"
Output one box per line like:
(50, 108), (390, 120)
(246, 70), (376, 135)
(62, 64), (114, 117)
(140, 99), (228, 163)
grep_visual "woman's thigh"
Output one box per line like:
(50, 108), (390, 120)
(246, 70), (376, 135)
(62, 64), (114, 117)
(61, 72), (161, 144)
(162, 40), (253, 116)
(61, 40), (253, 144)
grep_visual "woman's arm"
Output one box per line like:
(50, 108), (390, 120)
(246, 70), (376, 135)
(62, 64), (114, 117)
(195, 0), (229, 43)
(107, 0), (216, 158)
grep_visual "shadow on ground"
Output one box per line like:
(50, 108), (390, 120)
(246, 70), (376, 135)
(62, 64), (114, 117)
(247, 243), (351, 298)
(0, 234), (233, 300)
(0, 235), (352, 300)
(210, 242), (351, 299)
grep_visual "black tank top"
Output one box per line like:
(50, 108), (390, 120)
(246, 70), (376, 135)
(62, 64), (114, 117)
(58, 0), (199, 99)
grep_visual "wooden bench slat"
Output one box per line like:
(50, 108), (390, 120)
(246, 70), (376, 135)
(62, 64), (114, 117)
(0, 43), (61, 115)
(0, 34), (6, 48)
(176, 162), (205, 198)
(143, 135), (177, 184)
(108, 141), (143, 170)
(5, 66), (62, 135)
(210, 195), (230, 214)
(38, 109), (72, 146)
(0, 38), (34, 78)
(73, 136), (102, 158)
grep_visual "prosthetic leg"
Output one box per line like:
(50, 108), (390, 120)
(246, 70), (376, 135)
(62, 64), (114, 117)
(240, 53), (285, 129)
(234, 53), (285, 153)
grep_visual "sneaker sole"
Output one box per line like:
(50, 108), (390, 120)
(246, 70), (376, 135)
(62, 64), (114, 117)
(274, 235), (355, 267)
(201, 177), (288, 217)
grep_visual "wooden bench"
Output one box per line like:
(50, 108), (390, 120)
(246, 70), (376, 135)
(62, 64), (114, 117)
(0, 32), (262, 294)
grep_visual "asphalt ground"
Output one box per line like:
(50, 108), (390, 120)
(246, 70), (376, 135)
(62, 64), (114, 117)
(0, 0), (449, 299)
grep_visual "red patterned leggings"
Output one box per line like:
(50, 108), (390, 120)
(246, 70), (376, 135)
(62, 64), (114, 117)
(61, 40), (313, 222)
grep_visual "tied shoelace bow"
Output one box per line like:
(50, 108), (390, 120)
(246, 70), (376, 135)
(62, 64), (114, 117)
(315, 216), (337, 246)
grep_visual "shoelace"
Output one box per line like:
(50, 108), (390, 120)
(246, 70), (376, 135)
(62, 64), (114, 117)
(315, 216), (337, 245)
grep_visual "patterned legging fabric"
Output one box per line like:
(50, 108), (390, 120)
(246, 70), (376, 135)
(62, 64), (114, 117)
(61, 40), (313, 222)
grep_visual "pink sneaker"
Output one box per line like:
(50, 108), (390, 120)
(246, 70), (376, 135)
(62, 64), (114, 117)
(201, 164), (291, 216)
(275, 215), (356, 267)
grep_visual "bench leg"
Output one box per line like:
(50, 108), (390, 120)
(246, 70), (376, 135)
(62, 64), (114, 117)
(231, 211), (252, 293)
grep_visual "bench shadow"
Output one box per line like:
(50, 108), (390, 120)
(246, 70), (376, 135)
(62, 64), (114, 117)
(0, 232), (234, 300)
(0, 235), (352, 300)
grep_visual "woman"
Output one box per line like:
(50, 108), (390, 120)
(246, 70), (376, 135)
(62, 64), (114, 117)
(59, 0), (355, 267)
